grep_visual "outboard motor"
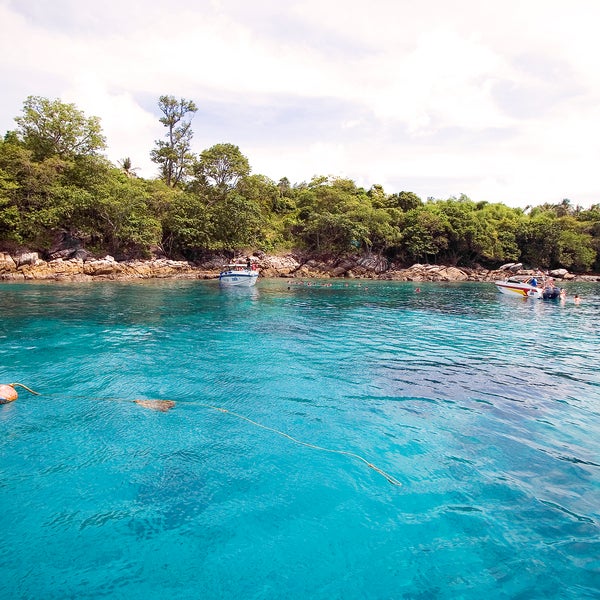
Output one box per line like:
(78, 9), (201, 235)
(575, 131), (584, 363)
(542, 286), (561, 300)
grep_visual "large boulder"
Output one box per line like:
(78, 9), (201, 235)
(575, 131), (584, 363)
(357, 254), (388, 273)
(19, 258), (87, 280)
(498, 262), (522, 272)
(15, 252), (39, 267)
(83, 258), (123, 277)
(259, 254), (301, 277)
(437, 266), (469, 281)
(123, 259), (198, 279)
(0, 252), (16, 273)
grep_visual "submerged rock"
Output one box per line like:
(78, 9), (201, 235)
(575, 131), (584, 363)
(134, 399), (176, 412)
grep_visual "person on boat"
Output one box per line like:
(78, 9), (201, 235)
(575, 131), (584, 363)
(246, 257), (251, 269)
(530, 277), (538, 287)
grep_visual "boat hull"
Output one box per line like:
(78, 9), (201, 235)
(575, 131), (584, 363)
(495, 281), (542, 299)
(219, 272), (259, 287)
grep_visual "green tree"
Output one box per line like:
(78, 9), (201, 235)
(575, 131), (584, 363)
(0, 167), (20, 244)
(151, 95), (197, 187)
(399, 207), (449, 263)
(0, 136), (69, 247)
(516, 213), (561, 268)
(557, 229), (595, 271)
(552, 216), (596, 272)
(68, 170), (162, 258)
(532, 198), (574, 218)
(430, 197), (482, 264)
(367, 184), (387, 208)
(193, 143), (250, 193)
(14, 96), (106, 161)
(161, 190), (211, 258)
(386, 191), (423, 212)
(295, 177), (395, 254)
(475, 203), (524, 263)
(209, 192), (262, 251)
(575, 204), (600, 270)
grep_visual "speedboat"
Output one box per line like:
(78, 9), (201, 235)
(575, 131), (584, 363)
(219, 262), (259, 287)
(495, 275), (561, 300)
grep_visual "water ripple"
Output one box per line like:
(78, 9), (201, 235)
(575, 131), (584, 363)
(1, 280), (599, 599)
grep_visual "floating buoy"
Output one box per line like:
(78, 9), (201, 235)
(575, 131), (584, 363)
(134, 399), (176, 412)
(0, 383), (40, 404)
(0, 385), (18, 403)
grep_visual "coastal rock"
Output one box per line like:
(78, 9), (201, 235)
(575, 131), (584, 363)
(80, 258), (200, 279)
(437, 266), (469, 281)
(16, 252), (39, 267)
(0, 249), (597, 281)
(0, 252), (17, 272)
(74, 248), (92, 261)
(20, 258), (89, 280)
(382, 264), (469, 282)
(0, 254), (203, 281)
(123, 259), (199, 279)
(357, 254), (388, 274)
(577, 274), (600, 281)
(257, 254), (301, 277)
(83, 259), (123, 277)
(498, 262), (523, 272)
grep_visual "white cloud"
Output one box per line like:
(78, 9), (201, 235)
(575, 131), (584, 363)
(1, 0), (600, 207)
(62, 78), (158, 175)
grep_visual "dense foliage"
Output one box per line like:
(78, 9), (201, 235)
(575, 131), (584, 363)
(1, 96), (599, 271)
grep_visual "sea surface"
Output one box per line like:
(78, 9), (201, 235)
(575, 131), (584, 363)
(0, 279), (598, 599)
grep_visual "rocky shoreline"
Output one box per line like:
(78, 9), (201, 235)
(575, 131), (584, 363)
(1, 251), (599, 283)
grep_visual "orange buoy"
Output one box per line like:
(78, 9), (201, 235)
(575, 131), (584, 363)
(0, 384), (18, 403)
(0, 383), (40, 404)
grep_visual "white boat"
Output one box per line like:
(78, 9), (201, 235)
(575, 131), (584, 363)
(219, 262), (259, 287)
(495, 275), (561, 300)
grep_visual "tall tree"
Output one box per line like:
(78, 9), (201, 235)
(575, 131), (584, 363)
(193, 143), (250, 192)
(151, 95), (197, 187)
(14, 96), (106, 161)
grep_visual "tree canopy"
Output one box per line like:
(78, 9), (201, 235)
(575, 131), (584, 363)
(14, 96), (106, 161)
(1, 95), (599, 272)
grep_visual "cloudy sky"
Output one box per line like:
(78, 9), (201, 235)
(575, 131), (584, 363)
(1, 0), (599, 207)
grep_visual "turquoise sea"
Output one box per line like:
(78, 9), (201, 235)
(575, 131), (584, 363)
(1, 279), (599, 599)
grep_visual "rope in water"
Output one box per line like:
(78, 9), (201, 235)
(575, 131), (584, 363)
(194, 402), (403, 487)
(10, 390), (402, 487)
(10, 383), (41, 395)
